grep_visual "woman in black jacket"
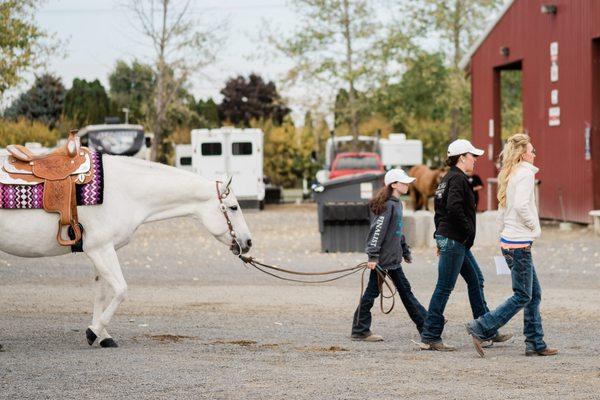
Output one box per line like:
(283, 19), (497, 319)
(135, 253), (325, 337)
(351, 169), (427, 342)
(419, 139), (512, 351)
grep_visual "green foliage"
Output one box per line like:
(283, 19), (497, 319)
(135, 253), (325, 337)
(3, 74), (65, 129)
(262, 120), (302, 188)
(195, 98), (220, 128)
(108, 60), (155, 125)
(501, 70), (523, 139)
(369, 51), (454, 164)
(399, 0), (503, 143)
(254, 117), (323, 188)
(0, 0), (46, 95)
(0, 118), (61, 147)
(268, 0), (407, 142)
(63, 78), (110, 128)
(404, 0), (504, 67)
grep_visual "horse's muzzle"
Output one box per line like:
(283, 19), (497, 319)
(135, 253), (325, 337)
(230, 241), (251, 255)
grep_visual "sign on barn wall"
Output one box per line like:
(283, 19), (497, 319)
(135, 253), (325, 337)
(549, 107), (561, 126)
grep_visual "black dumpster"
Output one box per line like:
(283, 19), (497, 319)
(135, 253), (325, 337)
(313, 173), (385, 252)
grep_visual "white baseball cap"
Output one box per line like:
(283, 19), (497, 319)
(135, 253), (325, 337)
(384, 168), (416, 186)
(447, 139), (484, 157)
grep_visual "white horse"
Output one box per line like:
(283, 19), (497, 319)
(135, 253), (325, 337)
(0, 155), (252, 348)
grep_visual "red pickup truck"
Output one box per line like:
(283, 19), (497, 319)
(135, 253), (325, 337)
(329, 152), (385, 180)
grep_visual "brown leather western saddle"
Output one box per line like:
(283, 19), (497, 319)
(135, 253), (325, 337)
(2, 130), (95, 246)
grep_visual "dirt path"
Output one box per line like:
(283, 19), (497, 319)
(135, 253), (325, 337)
(1, 204), (599, 399)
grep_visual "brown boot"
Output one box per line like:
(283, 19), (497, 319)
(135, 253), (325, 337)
(482, 331), (514, 349)
(465, 323), (486, 357)
(415, 341), (456, 351)
(526, 347), (558, 357)
(351, 333), (383, 342)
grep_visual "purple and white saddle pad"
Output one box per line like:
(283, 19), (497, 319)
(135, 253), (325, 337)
(0, 151), (104, 209)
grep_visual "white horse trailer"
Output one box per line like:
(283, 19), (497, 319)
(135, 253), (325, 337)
(174, 144), (193, 171)
(378, 134), (423, 168)
(191, 128), (265, 209)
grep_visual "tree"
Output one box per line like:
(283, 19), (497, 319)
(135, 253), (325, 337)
(63, 79), (110, 128)
(4, 74), (65, 129)
(195, 98), (219, 128)
(405, 0), (503, 68)
(500, 70), (523, 139)
(0, 1), (55, 96)
(268, 0), (401, 146)
(262, 119), (302, 188)
(218, 74), (290, 127)
(371, 51), (452, 164)
(402, 0), (503, 141)
(128, 0), (221, 161)
(108, 60), (156, 125)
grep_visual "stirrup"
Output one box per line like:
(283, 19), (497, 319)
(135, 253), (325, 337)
(57, 221), (81, 246)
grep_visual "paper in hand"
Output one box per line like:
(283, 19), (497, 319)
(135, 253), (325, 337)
(494, 256), (511, 275)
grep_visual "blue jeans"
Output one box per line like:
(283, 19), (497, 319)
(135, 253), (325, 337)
(352, 267), (428, 336)
(469, 247), (547, 351)
(420, 235), (493, 343)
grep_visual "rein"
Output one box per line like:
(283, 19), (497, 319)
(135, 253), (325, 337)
(238, 255), (396, 315)
(215, 180), (396, 315)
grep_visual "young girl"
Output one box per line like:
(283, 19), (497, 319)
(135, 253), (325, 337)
(466, 133), (557, 357)
(351, 169), (427, 341)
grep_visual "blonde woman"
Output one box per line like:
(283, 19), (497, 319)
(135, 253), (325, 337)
(466, 134), (557, 357)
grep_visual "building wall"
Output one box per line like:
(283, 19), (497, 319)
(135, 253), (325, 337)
(470, 0), (600, 223)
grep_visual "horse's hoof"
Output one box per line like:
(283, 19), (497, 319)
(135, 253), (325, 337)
(99, 338), (119, 348)
(0, 344), (4, 352)
(86, 328), (97, 346)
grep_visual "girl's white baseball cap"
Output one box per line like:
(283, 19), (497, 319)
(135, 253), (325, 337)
(384, 169), (416, 186)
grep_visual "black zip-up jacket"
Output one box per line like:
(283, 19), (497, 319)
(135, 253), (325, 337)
(365, 197), (411, 270)
(433, 166), (476, 249)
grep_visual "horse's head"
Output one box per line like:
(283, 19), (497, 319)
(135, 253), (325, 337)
(198, 177), (252, 255)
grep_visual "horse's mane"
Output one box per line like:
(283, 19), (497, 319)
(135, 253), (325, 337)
(105, 154), (212, 185)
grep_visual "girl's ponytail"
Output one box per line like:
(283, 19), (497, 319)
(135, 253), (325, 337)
(369, 185), (393, 215)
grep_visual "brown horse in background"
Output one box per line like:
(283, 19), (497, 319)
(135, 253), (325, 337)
(408, 165), (448, 211)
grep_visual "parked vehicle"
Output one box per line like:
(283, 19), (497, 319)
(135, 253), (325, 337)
(317, 134), (423, 184)
(77, 124), (151, 159)
(191, 127), (265, 209)
(174, 144), (193, 172)
(325, 134), (422, 169)
(328, 152), (385, 180)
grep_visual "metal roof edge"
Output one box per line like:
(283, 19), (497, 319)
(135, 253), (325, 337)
(459, 0), (517, 70)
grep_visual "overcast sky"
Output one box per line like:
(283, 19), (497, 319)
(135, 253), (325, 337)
(34, 0), (296, 109)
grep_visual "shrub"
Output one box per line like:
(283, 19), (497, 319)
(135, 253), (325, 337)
(0, 118), (61, 148)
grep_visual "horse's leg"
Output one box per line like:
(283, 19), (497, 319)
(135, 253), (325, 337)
(87, 275), (113, 346)
(413, 190), (421, 211)
(85, 246), (127, 348)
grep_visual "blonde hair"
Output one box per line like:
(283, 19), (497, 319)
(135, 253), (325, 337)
(497, 133), (531, 208)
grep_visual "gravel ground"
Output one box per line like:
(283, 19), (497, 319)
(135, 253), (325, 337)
(1, 203), (599, 400)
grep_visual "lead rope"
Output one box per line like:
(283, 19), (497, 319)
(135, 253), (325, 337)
(215, 180), (396, 316)
(238, 255), (396, 315)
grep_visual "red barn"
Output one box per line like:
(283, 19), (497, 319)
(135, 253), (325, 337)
(462, 0), (600, 223)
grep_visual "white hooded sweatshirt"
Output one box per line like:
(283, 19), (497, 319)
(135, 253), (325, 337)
(497, 162), (541, 242)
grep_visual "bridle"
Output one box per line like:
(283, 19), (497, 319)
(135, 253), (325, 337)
(216, 181), (240, 252)
(217, 180), (397, 315)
